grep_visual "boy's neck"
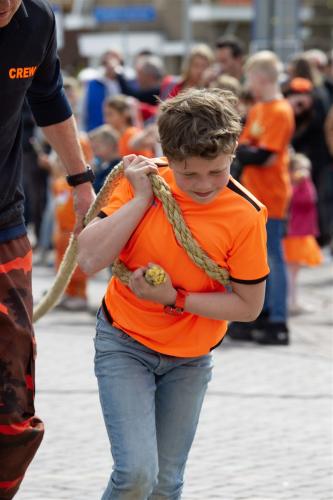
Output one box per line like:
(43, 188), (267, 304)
(260, 83), (283, 102)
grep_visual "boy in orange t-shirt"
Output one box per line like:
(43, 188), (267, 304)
(78, 89), (269, 499)
(232, 50), (295, 345)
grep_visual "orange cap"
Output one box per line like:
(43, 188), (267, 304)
(289, 77), (313, 94)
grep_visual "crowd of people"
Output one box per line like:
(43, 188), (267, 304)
(1, 1), (332, 495)
(25, 37), (333, 336)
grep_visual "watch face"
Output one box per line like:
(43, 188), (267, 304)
(164, 305), (184, 316)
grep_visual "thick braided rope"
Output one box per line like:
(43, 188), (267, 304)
(32, 162), (125, 322)
(149, 175), (230, 285)
(33, 160), (229, 323)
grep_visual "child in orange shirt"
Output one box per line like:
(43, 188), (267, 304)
(78, 89), (269, 499)
(103, 94), (156, 158)
(53, 135), (93, 310)
(230, 50), (295, 345)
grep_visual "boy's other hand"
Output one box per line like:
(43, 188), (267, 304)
(123, 154), (159, 204)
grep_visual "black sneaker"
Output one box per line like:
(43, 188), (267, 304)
(227, 311), (270, 342)
(227, 321), (254, 341)
(252, 322), (289, 345)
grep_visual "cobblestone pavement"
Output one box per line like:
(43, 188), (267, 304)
(15, 256), (333, 500)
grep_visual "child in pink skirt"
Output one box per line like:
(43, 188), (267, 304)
(283, 153), (323, 314)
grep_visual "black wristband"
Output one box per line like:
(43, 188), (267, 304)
(66, 166), (95, 187)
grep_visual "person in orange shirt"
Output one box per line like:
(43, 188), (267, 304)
(53, 135), (93, 310)
(103, 94), (156, 158)
(230, 50), (295, 345)
(78, 89), (269, 500)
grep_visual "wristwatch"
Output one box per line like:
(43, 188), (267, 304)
(66, 166), (95, 187)
(164, 289), (189, 316)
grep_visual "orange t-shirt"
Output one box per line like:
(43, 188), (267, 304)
(99, 165), (269, 357)
(239, 99), (295, 219)
(118, 126), (154, 158)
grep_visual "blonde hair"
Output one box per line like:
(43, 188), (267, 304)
(182, 44), (214, 81)
(245, 50), (282, 82)
(88, 124), (119, 147)
(290, 153), (312, 172)
(158, 88), (241, 160)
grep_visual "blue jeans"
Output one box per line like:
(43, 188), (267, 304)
(264, 218), (288, 323)
(94, 308), (213, 500)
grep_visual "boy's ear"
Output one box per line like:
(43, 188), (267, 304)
(233, 141), (239, 154)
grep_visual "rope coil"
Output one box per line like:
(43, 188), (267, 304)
(33, 160), (230, 323)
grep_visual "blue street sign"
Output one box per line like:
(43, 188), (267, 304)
(94, 5), (157, 24)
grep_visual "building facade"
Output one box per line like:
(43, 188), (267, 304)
(53, 0), (332, 74)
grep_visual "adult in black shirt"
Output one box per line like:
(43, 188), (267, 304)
(0, 1), (95, 498)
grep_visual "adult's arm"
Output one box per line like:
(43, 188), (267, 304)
(41, 116), (87, 176)
(27, 11), (95, 230)
(42, 116), (96, 232)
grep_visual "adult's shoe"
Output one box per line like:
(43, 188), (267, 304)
(227, 321), (254, 341)
(252, 322), (289, 346)
(227, 311), (270, 342)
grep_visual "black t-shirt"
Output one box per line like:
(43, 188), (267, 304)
(0, 0), (72, 234)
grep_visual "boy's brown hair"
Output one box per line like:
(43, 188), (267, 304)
(157, 88), (241, 160)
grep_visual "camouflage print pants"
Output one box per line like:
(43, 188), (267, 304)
(0, 235), (44, 499)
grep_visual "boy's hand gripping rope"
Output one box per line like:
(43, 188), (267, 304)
(32, 160), (230, 323)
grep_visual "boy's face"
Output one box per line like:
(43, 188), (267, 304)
(169, 153), (233, 204)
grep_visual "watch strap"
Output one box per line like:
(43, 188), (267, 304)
(175, 289), (188, 310)
(66, 166), (95, 187)
(164, 289), (189, 316)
